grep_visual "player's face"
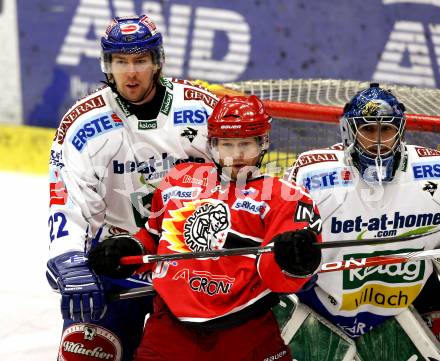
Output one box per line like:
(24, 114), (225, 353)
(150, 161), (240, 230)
(356, 122), (399, 155)
(111, 52), (158, 104)
(216, 137), (260, 180)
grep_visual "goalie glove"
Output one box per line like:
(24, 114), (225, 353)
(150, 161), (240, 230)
(88, 235), (145, 278)
(46, 251), (106, 322)
(273, 229), (322, 278)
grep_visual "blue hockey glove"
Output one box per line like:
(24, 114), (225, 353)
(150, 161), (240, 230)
(46, 251), (106, 322)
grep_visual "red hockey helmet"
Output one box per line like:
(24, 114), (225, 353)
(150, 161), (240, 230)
(208, 95), (271, 138)
(208, 95), (271, 170)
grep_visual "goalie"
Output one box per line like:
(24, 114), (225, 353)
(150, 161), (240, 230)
(284, 83), (440, 360)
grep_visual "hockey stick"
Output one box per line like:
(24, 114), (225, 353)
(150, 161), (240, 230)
(109, 286), (155, 301)
(119, 227), (440, 266)
(319, 248), (440, 273)
(112, 249), (440, 300)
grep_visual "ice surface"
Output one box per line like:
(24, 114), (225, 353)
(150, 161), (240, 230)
(0, 172), (59, 360)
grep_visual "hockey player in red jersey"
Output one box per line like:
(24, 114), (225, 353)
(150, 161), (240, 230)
(89, 95), (323, 360)
(46, 14), (217, 361)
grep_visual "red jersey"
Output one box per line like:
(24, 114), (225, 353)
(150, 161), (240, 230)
(146, 162), (322, 328)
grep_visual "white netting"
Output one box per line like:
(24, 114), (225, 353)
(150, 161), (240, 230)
(221, 79), (440, 116)
(213, 79), (440, 175)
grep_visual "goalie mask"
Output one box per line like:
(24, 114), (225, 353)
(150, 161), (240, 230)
(100, 15), (164, 82)
(208, 95), (271, 178)
(340, 83), (406, 183)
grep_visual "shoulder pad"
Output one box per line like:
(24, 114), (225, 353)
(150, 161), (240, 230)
(286, 148), (341, 181)
(412, 145), (440, 159)
(54, 88), (110, 145)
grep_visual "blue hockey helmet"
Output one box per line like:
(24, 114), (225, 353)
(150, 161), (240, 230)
(340, 83), (406, 182)
(100, 15), (164, 76)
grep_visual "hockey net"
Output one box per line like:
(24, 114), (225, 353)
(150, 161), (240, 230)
(206, 79), (440, 176)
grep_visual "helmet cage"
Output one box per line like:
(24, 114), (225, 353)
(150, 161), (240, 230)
(347, 115), (405, 158)
(342, 114), (405, 182)
(340, 83), (406, 182)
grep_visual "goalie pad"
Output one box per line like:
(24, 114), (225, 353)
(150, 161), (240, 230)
(273, 297), (440, 361)
(355, 306), (440, 361)
(273, 295), (357, 361)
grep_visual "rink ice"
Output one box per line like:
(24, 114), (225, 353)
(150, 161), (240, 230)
(0, 172), (60, 360)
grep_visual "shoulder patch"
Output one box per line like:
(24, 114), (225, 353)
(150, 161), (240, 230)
(296, 152), (338, 167)
(55, 94), (106, 145)
(183, 87), (218, 108)
(414, 146), (440, 157)
(288, 152), (339, 181)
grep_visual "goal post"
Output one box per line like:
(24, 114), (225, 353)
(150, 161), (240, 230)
(203, 79), (440, 175)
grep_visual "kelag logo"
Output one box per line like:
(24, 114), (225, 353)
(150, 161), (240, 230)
(70, 111), (122, 152)
(173, 106), (209, 125)
(340, 248), (424, 311)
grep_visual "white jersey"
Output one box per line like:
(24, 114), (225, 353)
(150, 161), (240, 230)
(285, 144), (440, 337)
(48, 78), (217, 286)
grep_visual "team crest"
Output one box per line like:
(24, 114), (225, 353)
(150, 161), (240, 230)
(162, 199), (230, 253)
(83, 326), (97, 341)
(180, 127), (198, 143)
(423, 181), (438, 196)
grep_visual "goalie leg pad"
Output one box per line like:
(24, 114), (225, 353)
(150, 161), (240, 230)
(273, 295), (357, 361)
(355, 306), (440, 361)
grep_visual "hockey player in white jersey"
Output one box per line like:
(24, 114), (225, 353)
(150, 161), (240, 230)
(284, 83), (440, 360)
(46, 15), (217, 361)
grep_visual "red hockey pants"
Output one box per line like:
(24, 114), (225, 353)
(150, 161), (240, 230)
(134, 296), (291, 361)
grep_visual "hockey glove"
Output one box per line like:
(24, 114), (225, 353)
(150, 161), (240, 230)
(46, 251), (106, 322)
(273, 229), (322, 278)
(88, 235), (145, 278)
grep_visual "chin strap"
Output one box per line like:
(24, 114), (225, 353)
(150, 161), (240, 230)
(255, 149), (267, 169)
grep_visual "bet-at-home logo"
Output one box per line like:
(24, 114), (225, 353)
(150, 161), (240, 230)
(56, 0), (250, 83)
(331, 211), (440, 237)
(340, 248), (425, 311)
